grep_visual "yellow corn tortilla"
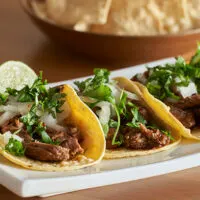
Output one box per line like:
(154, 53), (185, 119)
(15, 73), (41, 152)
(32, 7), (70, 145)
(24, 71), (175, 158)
(132, 81), (200, 141)
(104, 77), (181, 159)
(0, 85), (105, 171)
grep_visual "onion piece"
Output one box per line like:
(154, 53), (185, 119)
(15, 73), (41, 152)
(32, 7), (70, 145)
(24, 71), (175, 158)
(0, 112), (17, 126)
(40, 113), (65, 132)
(3, 131), (23, 145)
(95, 101), (111, 126)
(0, 102), (32, 115)
(124, 90), (139, 100)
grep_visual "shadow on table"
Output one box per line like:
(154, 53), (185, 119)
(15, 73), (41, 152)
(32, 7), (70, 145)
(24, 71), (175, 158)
(25, 40), (143, 82)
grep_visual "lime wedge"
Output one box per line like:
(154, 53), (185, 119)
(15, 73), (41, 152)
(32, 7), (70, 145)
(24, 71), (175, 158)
(0, 61), (37, 93)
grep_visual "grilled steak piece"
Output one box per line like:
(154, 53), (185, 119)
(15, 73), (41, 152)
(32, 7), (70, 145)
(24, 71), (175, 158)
(24, 142), (70, 162)
(47, 126), (84, 158)
(169, 105), (196, 128)
(61, 135), (84, 158)
(173, 94), (200, 109)
(123, 124), (170, 149)
(66, 125), (83, 141)
(0, 116), (32, 142)
(106, 128), (120, 149)
(1, 115), (23, 133)
(193, 108), (200, 124)
(123, 129), (148, 149)
(139, 124), (170, 147)
(18, 129), (32, 142)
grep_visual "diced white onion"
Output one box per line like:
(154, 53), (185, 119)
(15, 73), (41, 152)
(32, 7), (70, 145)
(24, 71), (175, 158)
(176, 81), (197, 98)
(95, 101), (111, 125)
(3, 131), (23, 145)
(0, 112), (17, 126)
(124, 90), (139, 100)
(40, 113), (65, 132)
(0, 102), (32, 115)
(135, 73), (147, 84)
(107, 83), (138, 102)
(106, 83), (121, 104)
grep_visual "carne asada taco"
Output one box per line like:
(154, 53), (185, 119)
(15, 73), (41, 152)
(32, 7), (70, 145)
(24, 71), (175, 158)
(74, 69), (181, 159)
(132, 46), (200, 140)
(0, 63), (105, 171)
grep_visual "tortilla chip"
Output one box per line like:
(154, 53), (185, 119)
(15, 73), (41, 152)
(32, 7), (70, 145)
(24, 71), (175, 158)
(90, 0), (200, 35)
(31, 0), (48, 21)
(45, 0), (112, 31)
(0, 85), (105, 171)
(103, 77), (181, 159)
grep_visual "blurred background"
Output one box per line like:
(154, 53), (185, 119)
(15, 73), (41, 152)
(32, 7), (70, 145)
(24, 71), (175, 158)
(0, 1), (199, 82)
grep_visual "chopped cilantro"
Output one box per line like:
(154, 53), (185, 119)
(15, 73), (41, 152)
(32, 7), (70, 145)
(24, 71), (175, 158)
(109, 119), (118, 128)
(0, 93), (8, 105)
(136, 44), (200, 100)
(190, 43), (200, 66)
(126, 103), (147, 128)
(5, 138), (25, 156)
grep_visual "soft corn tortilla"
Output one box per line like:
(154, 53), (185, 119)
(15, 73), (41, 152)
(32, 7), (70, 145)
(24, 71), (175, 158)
(104, 77), (181, 159)
(91, 0), (200, 35)
(0, 85), (105, 171)
(133, 81), (200, 141)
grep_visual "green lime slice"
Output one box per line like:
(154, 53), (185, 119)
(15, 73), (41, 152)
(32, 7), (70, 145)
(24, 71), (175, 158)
(0, 61), (37, 93)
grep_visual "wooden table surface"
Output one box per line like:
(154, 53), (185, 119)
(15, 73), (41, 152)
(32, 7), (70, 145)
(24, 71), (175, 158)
(0, 1), (200, 200)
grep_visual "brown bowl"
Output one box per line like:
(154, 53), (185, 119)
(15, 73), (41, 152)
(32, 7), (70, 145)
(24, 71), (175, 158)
(20, 0), (200, 65)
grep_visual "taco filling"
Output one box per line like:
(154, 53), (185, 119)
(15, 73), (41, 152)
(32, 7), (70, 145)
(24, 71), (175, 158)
(0, 73), (84, 162)
(74, 69), (174, 151)
(132, 46), (200, 131)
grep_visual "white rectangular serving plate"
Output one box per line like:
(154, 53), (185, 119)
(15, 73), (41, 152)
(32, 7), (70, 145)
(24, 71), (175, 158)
(1, 58), (200, 198)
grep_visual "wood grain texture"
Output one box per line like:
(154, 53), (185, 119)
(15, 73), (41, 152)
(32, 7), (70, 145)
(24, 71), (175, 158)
(0, 1), (199, 200)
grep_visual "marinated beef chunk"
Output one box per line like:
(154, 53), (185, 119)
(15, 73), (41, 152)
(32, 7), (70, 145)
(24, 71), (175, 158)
(193, 108), (200, 124)
(123, 124), (170, 150)
(1, 115), (23, 133)
(173, 94), (200, 109)
(169, 105), (196, 129)
(106, 128), (120, 149)
(24, 142), (70, 162)
(47, 129), (66, 143)
(47, 126), (84, 158)
(66, 125), (83, 141)
(47, 125), (82, 143)
(61, 136), (84, 158)
(18, 129), (32, 143)
(123, 128), (148, 149)
(139, 124), (170, 147)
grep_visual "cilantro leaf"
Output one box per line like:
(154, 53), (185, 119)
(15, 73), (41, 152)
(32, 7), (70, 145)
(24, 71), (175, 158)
(126, 103), (147, 128)
(190, 43), (200, 65)
(0, 93), (8, 105)
(74, 68), (113, 102)
(109, 119), (118, 128)
(5, 138), (25, 156)
(117, 91), (127, 115)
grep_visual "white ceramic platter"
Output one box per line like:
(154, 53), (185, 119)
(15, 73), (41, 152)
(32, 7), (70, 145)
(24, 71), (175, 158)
(1, 58), (200, 198)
